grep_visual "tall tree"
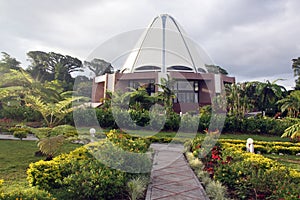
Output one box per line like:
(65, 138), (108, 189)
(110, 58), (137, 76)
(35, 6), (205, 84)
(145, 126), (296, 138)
(84, 58), (113, 77)
(250, 80), (286, 116)
(292, 57), (300, 90)
(277, 90), (300, 118)
(225, 83), (253, 117)
(156, 75), (176, 115)
(205, 64), (228, 75)
(27, 51), (83, 90)
(0, 52), (21, 72)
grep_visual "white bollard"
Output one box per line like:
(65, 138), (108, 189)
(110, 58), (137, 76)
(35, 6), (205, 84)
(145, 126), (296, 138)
(246, 138), (254, 153)
(89, 128), (96, 142)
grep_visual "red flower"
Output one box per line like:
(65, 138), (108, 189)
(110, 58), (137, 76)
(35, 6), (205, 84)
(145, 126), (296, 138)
(212, 154), (221, 160)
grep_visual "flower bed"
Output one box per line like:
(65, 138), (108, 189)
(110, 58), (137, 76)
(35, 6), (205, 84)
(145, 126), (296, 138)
(186, 136), (300, 199)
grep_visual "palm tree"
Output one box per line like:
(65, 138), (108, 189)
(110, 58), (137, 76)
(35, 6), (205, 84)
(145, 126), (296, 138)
(292, 57), (300, 90)
(277, 90), (300, 117)
(225, 83), (253, 117)
(250, 80), (286, 116)
(156, 75), (176, 115)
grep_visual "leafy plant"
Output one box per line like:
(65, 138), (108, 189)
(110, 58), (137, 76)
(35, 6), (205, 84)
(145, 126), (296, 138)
(281, 122), (300, 141)
(127, 176), (148, 200)
(38, 135), (66, 159)
(13, 130), (28, 141)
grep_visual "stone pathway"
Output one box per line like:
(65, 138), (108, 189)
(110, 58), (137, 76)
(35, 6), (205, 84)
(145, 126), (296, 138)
(146, 143), (209, 200)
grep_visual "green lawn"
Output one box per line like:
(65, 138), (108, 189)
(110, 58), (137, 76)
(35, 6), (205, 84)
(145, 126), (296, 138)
(0, 139), (80, 191)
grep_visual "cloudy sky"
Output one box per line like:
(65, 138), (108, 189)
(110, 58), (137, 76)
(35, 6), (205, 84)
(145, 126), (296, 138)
(1, 0), (300, 89)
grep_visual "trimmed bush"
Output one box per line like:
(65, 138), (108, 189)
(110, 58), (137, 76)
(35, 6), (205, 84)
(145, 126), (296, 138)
(27, 130), (151, 199)
(0, 187), (55, 200)
(13, 130), (28, 140)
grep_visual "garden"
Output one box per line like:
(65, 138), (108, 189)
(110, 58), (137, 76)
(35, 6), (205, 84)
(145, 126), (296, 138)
(1, 52), (300, 199)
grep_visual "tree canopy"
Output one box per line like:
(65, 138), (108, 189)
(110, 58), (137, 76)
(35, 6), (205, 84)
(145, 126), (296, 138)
(0, 52), (21, 72)
(292, 57), (300, 90)
(84, 58), (113, 77)
(26, 51), (83, 91)
(205, 64), (228, 75)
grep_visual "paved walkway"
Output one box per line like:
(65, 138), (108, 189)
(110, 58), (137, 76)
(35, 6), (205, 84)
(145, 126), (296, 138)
(0, 134), (38, 141)
(146, 143), (209, 200)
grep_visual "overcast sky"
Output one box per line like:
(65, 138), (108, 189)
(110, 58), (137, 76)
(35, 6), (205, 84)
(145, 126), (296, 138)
(1, 0), (300, 90)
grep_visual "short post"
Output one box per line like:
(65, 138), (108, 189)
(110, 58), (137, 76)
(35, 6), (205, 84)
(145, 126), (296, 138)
(89, 128), (96, 142)
(246, 138), (254, 153)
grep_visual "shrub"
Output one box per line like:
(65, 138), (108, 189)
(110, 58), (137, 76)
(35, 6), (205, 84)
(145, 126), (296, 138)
(27, 132), (152, 199)
(127, 176), (148, 200)
(206, 180), (228, 200)
(180, 113), (198, 132)
(96, 108), (116, 128)
(50, 124), (78, 137)
(1, 106), (42, 122)
(13, 130), (28, 140)
(129, 109), (150, 127)
(73, 108), (98, 127)
(163, 111), (180, 131)
(0, 187), (55, 200)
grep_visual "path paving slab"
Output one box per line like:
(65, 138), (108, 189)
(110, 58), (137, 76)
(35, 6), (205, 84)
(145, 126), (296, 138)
(146, 143), (209, 200)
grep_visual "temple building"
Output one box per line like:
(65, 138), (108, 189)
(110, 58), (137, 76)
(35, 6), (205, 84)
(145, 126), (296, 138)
(92, 14), (235, 113)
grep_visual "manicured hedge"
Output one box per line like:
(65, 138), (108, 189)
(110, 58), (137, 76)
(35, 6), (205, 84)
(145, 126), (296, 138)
(27, 130), (151, 199)
(220, 139), (300, 155)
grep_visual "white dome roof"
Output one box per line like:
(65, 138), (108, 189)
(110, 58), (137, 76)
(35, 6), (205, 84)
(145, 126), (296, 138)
(121, 14), (209, 73)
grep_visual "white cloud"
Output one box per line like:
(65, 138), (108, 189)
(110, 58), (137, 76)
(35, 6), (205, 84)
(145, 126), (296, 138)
(0, 0), (299, 89)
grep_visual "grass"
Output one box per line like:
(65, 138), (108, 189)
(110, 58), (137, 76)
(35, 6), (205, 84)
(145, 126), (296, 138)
(0, 139), (80, 191)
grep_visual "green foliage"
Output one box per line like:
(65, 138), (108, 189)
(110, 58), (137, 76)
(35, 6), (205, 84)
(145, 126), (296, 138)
(282, 122), (300, 141)
(163, 111), (180, 131)
(38, 135), (66, 157)
(277, 90), (300, 117)
(96, 108), (116, 128)
(0, 52), (21, 72)
(84, 58), (113, 77)
(129, 109), (150, 127)
(292, 57), (300, 90)
(51, 124), (78, 137)
(26, 51), (83, 91)
(0, 187), (55, 200)
(0, 105), (42, 122)
(206, 180), (228, 200)
(156, 75), (176, 114)
(26, 95), (82, 127)
(127, 176), (148, 200)
(205, 64), (228, 75)
(27, 132), (151, 199)
(187, 137), (300, 199)
(180, 113), (198, 132)
(13, 130), (28, 141)
(223, 116), (296, 135)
